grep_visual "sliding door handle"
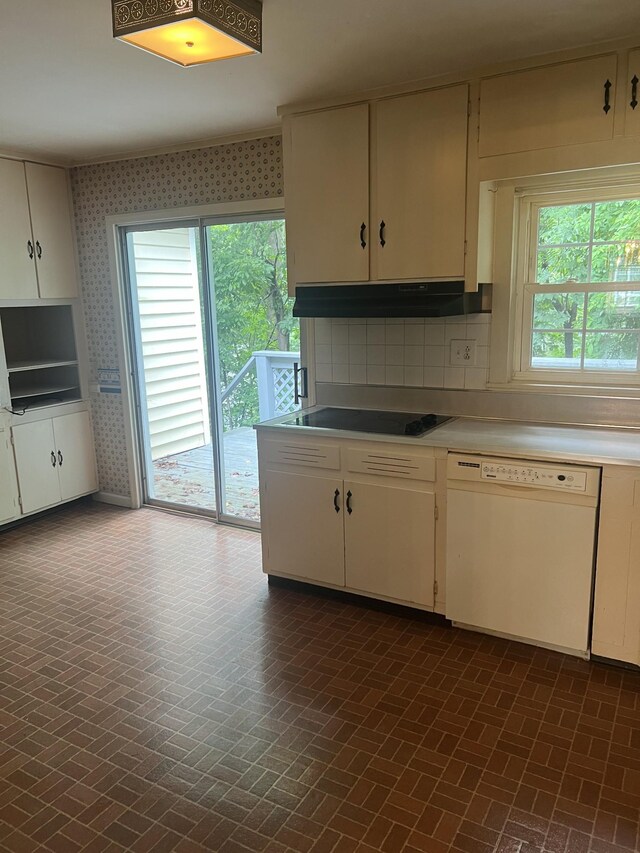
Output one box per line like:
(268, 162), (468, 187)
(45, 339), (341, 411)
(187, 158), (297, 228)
(293, 362), (308, 405)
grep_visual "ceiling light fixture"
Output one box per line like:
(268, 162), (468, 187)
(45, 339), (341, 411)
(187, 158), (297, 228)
(112, 0), (262, 68)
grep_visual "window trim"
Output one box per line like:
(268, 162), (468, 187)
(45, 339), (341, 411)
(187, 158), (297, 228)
(512, 184), (640, 387)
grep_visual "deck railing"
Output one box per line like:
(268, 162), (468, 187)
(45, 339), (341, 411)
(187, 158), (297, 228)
(221, 350), (301, 422)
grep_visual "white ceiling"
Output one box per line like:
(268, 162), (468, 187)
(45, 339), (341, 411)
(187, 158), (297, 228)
(2, 0), (640, 165)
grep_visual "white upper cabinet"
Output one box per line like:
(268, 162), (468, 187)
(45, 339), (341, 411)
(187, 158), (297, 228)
(479, 54), (618, 157)
(0, 160), (39, 300)
(285, 88), (470, 290)
(286, 104), (370, 287)
(624, 48), (640, 137)
(25, 163), (79, 300)
(373, 85), (468, 281)
(0, 159), (78, 301)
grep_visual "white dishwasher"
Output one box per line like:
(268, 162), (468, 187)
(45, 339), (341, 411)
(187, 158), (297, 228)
(446, 453), (601, 657)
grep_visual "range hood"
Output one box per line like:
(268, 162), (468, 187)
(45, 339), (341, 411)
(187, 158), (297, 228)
(292, 282), (492, 319)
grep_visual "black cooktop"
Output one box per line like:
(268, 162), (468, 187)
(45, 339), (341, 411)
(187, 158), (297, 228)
(281, 408), (451, 437)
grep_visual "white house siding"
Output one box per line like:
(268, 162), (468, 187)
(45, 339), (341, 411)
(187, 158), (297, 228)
(130, 229), (210, 461)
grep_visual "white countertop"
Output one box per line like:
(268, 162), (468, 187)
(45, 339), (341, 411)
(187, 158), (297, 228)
(256, 407), (640, 467)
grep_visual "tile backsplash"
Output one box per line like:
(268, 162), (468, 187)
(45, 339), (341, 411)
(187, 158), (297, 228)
(314, 315), (491, 390)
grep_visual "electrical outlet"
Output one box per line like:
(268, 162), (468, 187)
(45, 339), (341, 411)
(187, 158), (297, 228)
(450, 340), (476, 366)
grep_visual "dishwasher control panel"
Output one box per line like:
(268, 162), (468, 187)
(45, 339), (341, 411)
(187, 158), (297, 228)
(481, 462), (587, 491)
(447, 453), (601, 497)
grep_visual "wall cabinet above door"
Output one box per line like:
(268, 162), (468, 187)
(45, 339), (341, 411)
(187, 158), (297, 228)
(479, 54), (617, 157)
(0, 159), (79, 301)
(285, 86), (469, 292)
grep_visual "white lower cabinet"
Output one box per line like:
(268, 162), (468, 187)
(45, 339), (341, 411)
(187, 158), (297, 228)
(12, 419), (61, 514)
(0, 424), (19, 524)
(55, 412), (98, 501)
(344, 480), (435, 607)
(259, 433), (437, 609)
(262, 469), (345, 586)
(592, 465), (640, 666)
(12, 411), (97, 515)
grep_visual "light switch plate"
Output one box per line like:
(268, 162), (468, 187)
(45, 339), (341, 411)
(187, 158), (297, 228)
(450, 339), (476, 366)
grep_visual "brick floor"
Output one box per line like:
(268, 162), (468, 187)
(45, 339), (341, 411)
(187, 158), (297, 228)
(0, 503), (639, 853)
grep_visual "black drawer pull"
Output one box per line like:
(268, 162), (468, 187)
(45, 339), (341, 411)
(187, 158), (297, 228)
(51, 451), (57, 468)
(379, 220), (386, 247)
(58, 451), (64, 467)
(36, 241), (42, 259)
(360, 222), (366, 249)
(346, 490), (353, 515)
(333, 489), (340, 513)
(27, 240), (34, 259)
(632, 75), (639, 110)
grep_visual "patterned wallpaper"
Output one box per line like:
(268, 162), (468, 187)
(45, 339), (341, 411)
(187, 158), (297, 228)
(70, 136), (283, 497)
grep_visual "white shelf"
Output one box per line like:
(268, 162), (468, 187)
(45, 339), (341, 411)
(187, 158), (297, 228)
(7, 359), (79, 373)
(12, 384), (80, 399)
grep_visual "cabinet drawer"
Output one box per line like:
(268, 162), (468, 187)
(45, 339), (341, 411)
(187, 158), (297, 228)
(262, 439), (340, 470)
(347, 447), (435, 482)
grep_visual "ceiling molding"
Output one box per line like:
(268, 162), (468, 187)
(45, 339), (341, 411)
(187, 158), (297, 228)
(70, 124), (282, 168)
(278, 33), (638, 118)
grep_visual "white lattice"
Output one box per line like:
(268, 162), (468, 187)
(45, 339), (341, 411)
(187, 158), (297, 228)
(273, 366), (297, 415)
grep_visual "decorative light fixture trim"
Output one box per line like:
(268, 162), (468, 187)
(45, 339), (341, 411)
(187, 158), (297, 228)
(112, 0), (262, 61)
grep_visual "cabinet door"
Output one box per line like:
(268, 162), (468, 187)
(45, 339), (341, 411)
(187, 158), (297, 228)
(25, 163), (79, 299)
(344, 480), (435, 606)
(262, 469), (345, 586)
(479, 54), (617, 157)
(625, 49), (640, 137)
(12, 419), (61, 514)
(592, 467), (640, 666)
(53, 411), (98, 501)
(0, 160), (39, 300)
(286, 104), (369, 287)
(0, 425), (19, 524)
(374, 86), (468, 281)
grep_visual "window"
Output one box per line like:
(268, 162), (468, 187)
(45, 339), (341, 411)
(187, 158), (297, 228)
(516, 190), (640, 384)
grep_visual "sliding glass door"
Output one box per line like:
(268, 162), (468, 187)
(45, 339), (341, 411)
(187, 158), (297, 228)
(124, 214), (300, 526)
(206, 218), (299, 521)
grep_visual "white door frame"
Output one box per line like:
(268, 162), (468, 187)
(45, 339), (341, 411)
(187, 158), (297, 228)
(105, 198), (314, 511)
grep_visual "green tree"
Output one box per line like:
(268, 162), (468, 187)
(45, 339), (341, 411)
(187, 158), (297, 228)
(534, 200), (640, 366)
(207, 220), (300, 430)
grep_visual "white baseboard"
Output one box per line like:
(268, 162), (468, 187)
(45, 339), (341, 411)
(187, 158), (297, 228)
(93, 492), (134, 508)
